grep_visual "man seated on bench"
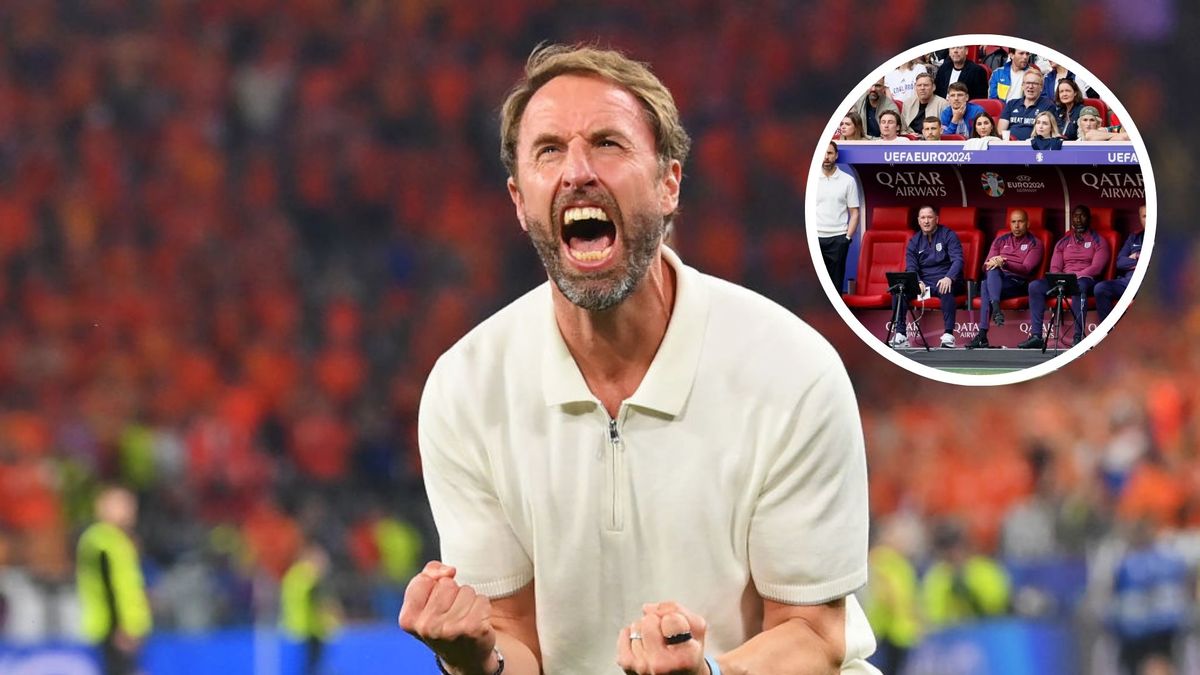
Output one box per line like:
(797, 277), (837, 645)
(967, 209), (1044, 349)
(1019, 205), (1110, 349)
(889, 205), (964, 348)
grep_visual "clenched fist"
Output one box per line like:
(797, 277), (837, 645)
(399, 561), (500, 675)
(617, 601), (710, 675)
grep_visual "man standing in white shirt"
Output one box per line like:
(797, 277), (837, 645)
(815, 142), (861, 293)
(399, 43), (877, 675)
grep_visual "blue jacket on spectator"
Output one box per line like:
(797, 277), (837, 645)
(940, 102), (986, 136)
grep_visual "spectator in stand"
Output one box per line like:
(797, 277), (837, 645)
(855, 79), (900, 139)
(1053, 78), (1086, 140)
(1000, 71), (1054, 140)
(935, 46), (989, 100)
(877, 109), (910, 142)
(941, 82), (986, 137)
(886, 57), (930, 103)
(1020, 205), (1111, 349)
(1030, 111), (1064, 150)
(921, 116), (943, 141)
(1096, 205), (1147, 322)
(989, 48), (1035, 100)
(900, 72), (948, 134)
(970, 111), (1002, 140)
(1077, 106), (1132, 141)
(838, 112), (867, 140)
(1043, 61), (1095, 101)
(281, 543), (341, 675)
(968, 209), (1044, 349)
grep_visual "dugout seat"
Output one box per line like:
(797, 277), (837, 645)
(843, 230), (909, 309)
(972, 98), (1003, 121)
(1089, 206), (1114, 232)
(940, 206), (978, 233)
(871, 206), (912, 231)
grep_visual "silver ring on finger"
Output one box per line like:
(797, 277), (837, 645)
(629, 631), (643, 641)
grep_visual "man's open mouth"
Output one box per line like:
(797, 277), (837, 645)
(561, 205), (616, 263)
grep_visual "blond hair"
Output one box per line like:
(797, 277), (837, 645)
(499, 43), (691, 179)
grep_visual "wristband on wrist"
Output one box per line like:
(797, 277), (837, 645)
(705, 655), (722, 675)
(436, 648), (505, 675)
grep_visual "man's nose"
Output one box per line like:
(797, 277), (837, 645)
(561, 139), (597, 190)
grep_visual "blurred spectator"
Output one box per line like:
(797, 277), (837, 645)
(921, 117), (943, 141)
(1107, 520), (1192, 675)
(281, 543), (341, 675)
(76, 486), (150, 675)
(864, 515), (924, 675)
(921, 521), (1012, 627)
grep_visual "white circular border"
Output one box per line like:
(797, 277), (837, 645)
(806, 33), (1157, 387)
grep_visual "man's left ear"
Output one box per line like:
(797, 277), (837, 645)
(660, 159), (682, 215)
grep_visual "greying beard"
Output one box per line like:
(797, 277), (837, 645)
(526, 210), (664, 312)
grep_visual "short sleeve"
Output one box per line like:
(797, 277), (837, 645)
(845, 176), (861, 209)
(418, 357), (534, 598)
(748, 357), (869, 605)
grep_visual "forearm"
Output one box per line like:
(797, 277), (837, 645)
(494, 632), (541, 675)
(846, 210), (859, 238)
(715, 617), (843, 675)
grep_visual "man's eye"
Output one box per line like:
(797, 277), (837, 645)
(598, 139), (620, 148)
(536, 146), (560, 157)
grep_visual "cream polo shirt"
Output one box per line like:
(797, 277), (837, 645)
(814, 167), (861, 238)
(419, 247), (877, 674)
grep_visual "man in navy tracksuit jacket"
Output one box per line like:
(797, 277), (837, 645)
(892, 206), (964, 347)
(1096, 205), (1146, 322)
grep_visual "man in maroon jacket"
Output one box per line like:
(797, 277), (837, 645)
(1019, 205), (1110, 348)
(967, 209), (1044, 349)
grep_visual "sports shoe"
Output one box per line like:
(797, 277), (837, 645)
(966, 333), (990, 349)
(1073, 331), (1084, 345)
(940, 333), (956, 348)
(991, 301), (1005, 326)
(888, 333), (909, 348)
(1017, 335), (1045, 349)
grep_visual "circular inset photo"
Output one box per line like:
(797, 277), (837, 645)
(807, 35), (1154, 385)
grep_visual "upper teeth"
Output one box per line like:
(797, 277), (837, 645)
(563, 206), (609, 224)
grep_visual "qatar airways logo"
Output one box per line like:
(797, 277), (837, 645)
(875, 170), (948, 197)
(1081, 172), (1144, 199)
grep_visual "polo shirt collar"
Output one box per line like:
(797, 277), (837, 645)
(541, 245), (709, 417)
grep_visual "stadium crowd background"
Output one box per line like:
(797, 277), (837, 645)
(0, 0), (1196, 671)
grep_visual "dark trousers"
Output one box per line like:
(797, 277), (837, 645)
(1095, 276), (1131, 322)
(819, 235), (852, 293)
(979, 268), (1029, 327)
(101, 638), (138, 675)
(893, 276), (960, 335)
(305, 637), (325, 675)
(1029, 277), (1097, 338)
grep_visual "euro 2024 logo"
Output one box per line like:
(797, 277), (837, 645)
(980, 172), (1005, 198)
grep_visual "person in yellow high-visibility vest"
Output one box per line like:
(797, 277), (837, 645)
(77, 486), (152, 675)
(864, 517), (923, 675)
(281, 543), (341, 675)
(921, 521), (1011, 627)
